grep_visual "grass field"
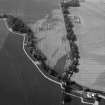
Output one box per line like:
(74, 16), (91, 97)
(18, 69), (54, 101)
(70, 0), (105, 92)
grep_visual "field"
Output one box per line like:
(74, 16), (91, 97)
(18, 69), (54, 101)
(70, 0), (105, 91)
(0, 0), (105, 105)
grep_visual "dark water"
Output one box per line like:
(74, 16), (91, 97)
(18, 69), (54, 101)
(0, 33), (61, 105)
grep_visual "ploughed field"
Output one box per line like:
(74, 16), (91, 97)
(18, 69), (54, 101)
(30, 0), (105, 92)
(30, 9), (70, 74)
